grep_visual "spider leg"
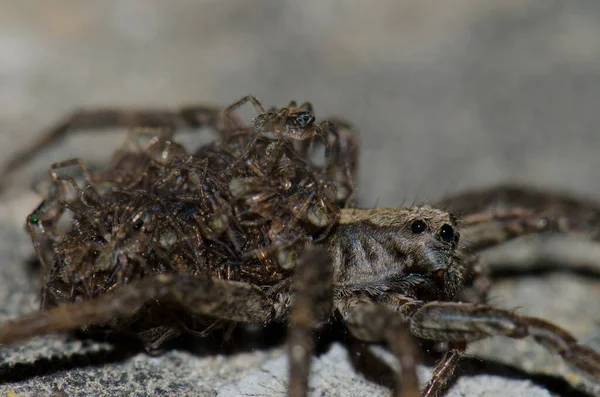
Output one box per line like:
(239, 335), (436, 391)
(454, 207), (600, 281)
(287, 246), (333, 397)
(434, 184), (600, 224)
(297, 102), (313, 113)
(421, 343), (465, 397)
(314, 121), (338, 168)
(178, 104), (231, 129)
(228, 98), (279, 167)
(48, 158), (94, 186)
(459, 207), (600, 252)
(459, 208), (559, 252)
(0, 273), (274, 346)
(224, 95), (266, 117)
(410, 301), (600, 381)
(325, 118), (359, 207)
(344, 301), (422, 397)
(0, 107), (224, 190)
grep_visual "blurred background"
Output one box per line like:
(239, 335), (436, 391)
(1, 1), (600, 396)
(1, 1), (600, 206)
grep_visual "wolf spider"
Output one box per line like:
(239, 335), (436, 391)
(0, 97), (599, 397)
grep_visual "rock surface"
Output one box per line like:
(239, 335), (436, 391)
(1, 1), (600, 396)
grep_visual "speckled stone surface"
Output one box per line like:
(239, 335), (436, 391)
(1, 1), (600, 396)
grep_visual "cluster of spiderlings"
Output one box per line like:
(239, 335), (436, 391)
(25, 100), (358, 311)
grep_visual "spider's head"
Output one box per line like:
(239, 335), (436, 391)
(327, 206), (465, 303)
(286, 111), (315, 131)
(259, 108), (316, 141)
(251, 101), (319, 142)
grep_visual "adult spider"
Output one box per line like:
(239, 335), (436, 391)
(0, 98), (599, 397)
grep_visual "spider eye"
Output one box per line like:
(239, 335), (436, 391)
(439, 224), (455, 243)
(133, 220), (144, 230)
(296, 113), (314, 127)
(411, 220), (427, 234)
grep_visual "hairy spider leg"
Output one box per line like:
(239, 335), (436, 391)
(223, 95), (274, 167)
(0, 273), (276, 346)
(287, 246), (333, 397)
(409, 301), (600, 394)
(344, 300), (422, 397)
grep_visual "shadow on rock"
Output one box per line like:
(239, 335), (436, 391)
(347, 341), (593, 397)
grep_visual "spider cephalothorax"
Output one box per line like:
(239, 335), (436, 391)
(0, 97), (599, 397)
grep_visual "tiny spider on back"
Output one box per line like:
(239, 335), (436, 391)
(0, 96), (599, 397)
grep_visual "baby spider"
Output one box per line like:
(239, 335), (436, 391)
(225, 95), (340, 166)
(0, 97), (599, 397)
